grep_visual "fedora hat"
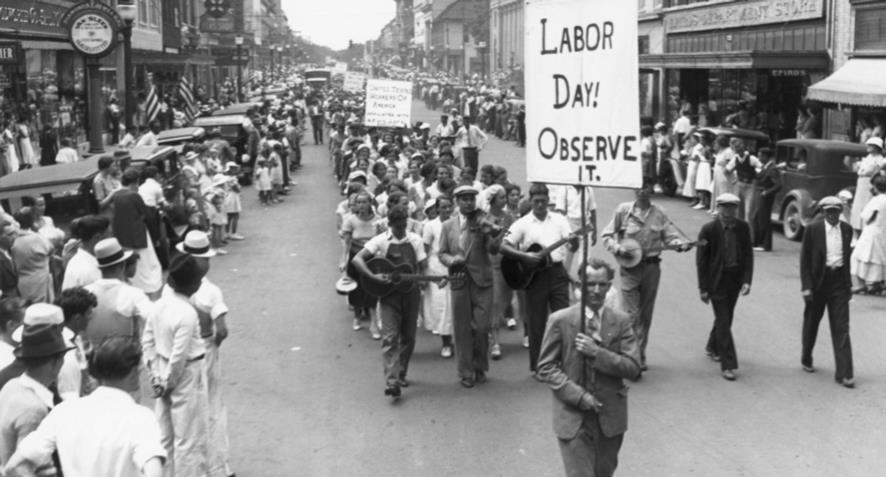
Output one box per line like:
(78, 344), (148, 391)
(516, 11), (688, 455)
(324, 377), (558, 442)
(176, 230), (216, 258)
(14, 323), (73, 359)
(335, 276), (358, 295)
(94, 238), (135, 268)
(167, 254), (206, 291)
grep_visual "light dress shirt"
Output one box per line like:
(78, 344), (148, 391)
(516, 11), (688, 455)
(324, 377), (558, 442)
(187, 278), (229, 339)
(85, 279), (154, 326)
(135, 131), (158, 147)
(143, 287), (205, 388)
(138, 178), (165, 208)
(363, 231), (427, 263)
(505, 211), (573, 264)
(825, 221), (843, 267)
(15, 386), (166, 477)
(61, 248), (101, 291)
(601, 202), (684, 259)
(0, 341), (13, 370)
(0, 374), (54, 467)
(551, 185), (597, 221)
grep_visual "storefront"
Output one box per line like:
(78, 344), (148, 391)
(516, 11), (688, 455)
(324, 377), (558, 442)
(650, 0), (830, 140)
(0, 0), (89, 161)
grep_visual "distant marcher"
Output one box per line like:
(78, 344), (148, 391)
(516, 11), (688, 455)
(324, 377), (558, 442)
(752, 148), (782, 252)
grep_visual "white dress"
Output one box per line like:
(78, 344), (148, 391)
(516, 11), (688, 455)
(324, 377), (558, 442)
(849, 153), (886, 230)
(694, 147), (713, 193)
(851, 194), (886, 282)
(682, 144), (700, 198)
(420, 218), (452, 335)
(18, 124), (36, 167)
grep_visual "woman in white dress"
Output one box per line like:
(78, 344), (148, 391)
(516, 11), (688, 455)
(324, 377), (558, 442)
(710, 135), (735, 214)
(849, 137), (886, 233)
(421, 195), (454, 358)
(2, 122), (19, 174)
(17, 118), (36, 168)
(694, 135), (714, 210)
(681, 131), (700, 205)
(851, 173), (886, 294)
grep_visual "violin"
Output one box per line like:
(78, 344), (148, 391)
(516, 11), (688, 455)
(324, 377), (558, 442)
(467, 211), (503, 237)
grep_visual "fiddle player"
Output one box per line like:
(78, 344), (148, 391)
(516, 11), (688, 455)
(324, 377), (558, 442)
(438, 186), (502, 388)
(600, 185), (692, 373)
(500, 183), (577, 379)
(352, 205), (428, 399)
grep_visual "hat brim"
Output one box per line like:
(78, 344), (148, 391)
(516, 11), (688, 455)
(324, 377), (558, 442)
(97, 250), (135, 268)
(335, 277), (358, 295)
(12, 326), (75, 344)
(175, 242), (217, 258)
(13, 342), (75, 359)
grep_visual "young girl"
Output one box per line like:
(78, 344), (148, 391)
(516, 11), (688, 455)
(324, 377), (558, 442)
(254, 157), (272, 205)
(269, 144), (284, 203)
(224, 161), (244, 240)
(208, 192), (228, 255)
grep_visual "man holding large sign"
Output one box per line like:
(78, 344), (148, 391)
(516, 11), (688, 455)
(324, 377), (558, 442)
(524, 0), (642, 188)
(364, 79), (412, 128)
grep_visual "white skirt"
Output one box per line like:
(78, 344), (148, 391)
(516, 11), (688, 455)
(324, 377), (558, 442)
(132, 231), (163, 294)
(695, 161), (713, 192)
(421, 255), (452, 336)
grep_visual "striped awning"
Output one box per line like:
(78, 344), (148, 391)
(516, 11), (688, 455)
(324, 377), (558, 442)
(807, 59), (886, 107)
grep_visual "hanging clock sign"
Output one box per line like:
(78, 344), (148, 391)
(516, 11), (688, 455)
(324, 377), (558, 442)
(63, 1), (122, 58)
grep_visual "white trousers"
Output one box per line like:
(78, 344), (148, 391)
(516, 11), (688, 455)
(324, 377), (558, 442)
(155, 358), (210, 477)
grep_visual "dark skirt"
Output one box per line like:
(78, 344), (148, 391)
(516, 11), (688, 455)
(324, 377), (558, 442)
(346, 242), (377, 309)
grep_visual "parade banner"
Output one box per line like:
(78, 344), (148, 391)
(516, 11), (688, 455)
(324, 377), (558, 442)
(343, 71), (367, 93)
(524, 0), (642, 188)
(364, 79), (412, 128)
(333, 61), (348, 74)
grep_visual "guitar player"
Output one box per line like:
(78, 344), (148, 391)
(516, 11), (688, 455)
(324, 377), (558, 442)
(600, 185), (693, 374)
(351, 205), (428, 399)
(500, 183), (578, 379)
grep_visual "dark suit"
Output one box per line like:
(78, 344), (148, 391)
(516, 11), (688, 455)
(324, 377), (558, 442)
(538, 304), (641, 477)
(696, 219), (753, 371)
(112, 188), (148, 249)
(800, 219), (854, 381)
(753, 162), (782, 250)
(0, 251), (19, 298)
(439, 211), (499, 380)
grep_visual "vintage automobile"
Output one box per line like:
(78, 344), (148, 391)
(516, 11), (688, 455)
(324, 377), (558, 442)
(773, 139), (866, 241)
(212, 103), (261, 117)
(0, 146), (185, 225)
(304, 69), (332, 87)
(658, 126), (770, 197)
(156, 127), (206, 150)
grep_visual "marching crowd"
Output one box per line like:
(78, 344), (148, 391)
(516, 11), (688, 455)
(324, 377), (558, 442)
(0, 75), (314, 476)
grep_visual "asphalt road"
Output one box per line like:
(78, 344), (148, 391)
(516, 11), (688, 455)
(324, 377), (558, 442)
(209, 101), (886, 477)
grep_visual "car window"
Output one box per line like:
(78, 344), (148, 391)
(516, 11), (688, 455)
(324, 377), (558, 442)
(780, 146), (807, 171)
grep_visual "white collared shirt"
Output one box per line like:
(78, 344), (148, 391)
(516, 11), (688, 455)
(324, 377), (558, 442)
(143, 287), (205, 386)
(363, 231), (427, 263)
(551, 185), (597, 220)
(138, 178), (165, 208)
(825, 221), (843, 267)
(61, 248), (101, 291)
(505, 211), (573, 263)
(0, 340), (13, 370)
(16, 374), (54, 410)
(190, 278), (229, 322)
(15, 386), (166, 477)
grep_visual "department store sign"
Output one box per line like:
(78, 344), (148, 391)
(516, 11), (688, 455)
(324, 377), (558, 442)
(0, 1), (68, 38)
(665, 0), (824, 34)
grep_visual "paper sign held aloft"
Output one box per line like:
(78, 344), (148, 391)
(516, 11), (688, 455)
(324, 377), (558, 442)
(364, 79), (412, 128)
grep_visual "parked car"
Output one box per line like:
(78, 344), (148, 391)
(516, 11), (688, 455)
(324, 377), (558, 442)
(212, 103), (261, 117)
(658, 126), (771, 197)
(773, 139), (866, 241)
(156, 127), (206, 150)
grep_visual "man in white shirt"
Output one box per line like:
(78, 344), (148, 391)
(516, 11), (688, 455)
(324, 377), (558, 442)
(5, 336), (165, 477)
(455, 116), (488, 173)
(672, 107), (692, 147)
(54, 138), (80, 164)
(436, 114), (455, 138)
(135, 121), (161, 147)
(143, 254), (209, 477)
(175, 231), (233, 477)
(500, 183), (577, 378)
(551, 184), (598, 283)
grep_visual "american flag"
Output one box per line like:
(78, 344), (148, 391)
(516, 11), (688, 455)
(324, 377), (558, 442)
(145, 86), (160, 123)
(178, 76), (198, 124)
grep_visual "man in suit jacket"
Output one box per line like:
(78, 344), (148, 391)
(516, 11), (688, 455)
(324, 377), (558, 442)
(439, 185), (501, 388)
(696, 193), (754, 381)
(0, 218), (19, 298)
(800, 196), (855, 388)
(538, 259), (641, 477)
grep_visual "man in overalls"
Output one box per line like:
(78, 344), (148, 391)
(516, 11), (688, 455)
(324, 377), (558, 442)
(352, 205), (428, 399)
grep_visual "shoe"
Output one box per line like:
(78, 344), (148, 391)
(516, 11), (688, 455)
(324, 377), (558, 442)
(214, 248), (228, 255)
(722, 369), (737, 381)
(398, 377), (409, 388)
(371, 331), (381, 340)
(522, 336), (530, 349)
(506, 318), (517, 330)
(475, 371), (487, 384)
(706, 350), (721, 362)
(229, 234), (245, 241)
(491, 344), (502, 360)
(692, 203), (706, 210)
(688, 201), (699, 208)
(752, 246), (766, 252)
(441, 346), (453, 358)
(838, 377), (855, 388)
(460, 377), (475, 388)
(802, 365), (815, 373)
(352, 319), (362, 331)
(384, 385), (401, 397)
(640, 364), (648, 372)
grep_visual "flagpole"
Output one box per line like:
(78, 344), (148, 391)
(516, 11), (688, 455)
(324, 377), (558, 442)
(580, 185), (588, 388)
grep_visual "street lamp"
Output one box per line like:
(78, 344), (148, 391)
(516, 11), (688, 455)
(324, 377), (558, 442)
(117, 0), (137, 130)
(235, 34), (244, 102)
(277, 45), (283, 72)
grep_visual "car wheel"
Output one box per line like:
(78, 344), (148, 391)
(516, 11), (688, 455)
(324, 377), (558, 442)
(782, 200), (804, 241)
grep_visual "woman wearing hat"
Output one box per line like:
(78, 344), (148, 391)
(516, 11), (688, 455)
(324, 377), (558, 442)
(681, 131), (701, 206)
(850, 173), (886, 294)
(849, 137), (886, 233)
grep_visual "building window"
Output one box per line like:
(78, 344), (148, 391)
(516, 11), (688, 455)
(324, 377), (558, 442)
(638, 35), (650, 54)
(138, 0), (148, 27)
(855, 5), (886, 51)
(150, 0), (160, 27)
(665, 0), (712, 7)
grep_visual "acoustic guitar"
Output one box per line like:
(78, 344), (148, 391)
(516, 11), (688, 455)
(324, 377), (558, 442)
(500, 224), (594, 290)
(613, 237), (705, 269)
(361, 257), (465, 298)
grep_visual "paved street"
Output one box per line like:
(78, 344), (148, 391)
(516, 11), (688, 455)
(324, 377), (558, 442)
(211, 101), (886, 476)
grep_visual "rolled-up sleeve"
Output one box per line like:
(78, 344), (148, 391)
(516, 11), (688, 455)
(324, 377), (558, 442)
(132, 409), (167, 471)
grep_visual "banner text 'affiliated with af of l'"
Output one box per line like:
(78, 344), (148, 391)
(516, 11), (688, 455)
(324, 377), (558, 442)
(364, 79), (412, 128)
(524, 0), (642, 188)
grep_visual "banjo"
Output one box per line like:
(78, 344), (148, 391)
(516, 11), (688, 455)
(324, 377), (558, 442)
(613, 237), (704, 268)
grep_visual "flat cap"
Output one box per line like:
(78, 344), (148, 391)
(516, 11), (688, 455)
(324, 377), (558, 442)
(715, 193), (741, 205)
(453, 185), (479, 197)
(817, 196), (843, 210)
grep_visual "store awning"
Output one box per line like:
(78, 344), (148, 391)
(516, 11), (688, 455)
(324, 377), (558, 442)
(806, 59), (886, 107)
(639, 50), (829, 70)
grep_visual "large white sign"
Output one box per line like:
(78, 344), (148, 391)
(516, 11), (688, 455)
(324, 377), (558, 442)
(525, 0), (642, 188)
(343, 71), (367, 93)
(333, 61), (349, 74)
(364, 79), (412, 128)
